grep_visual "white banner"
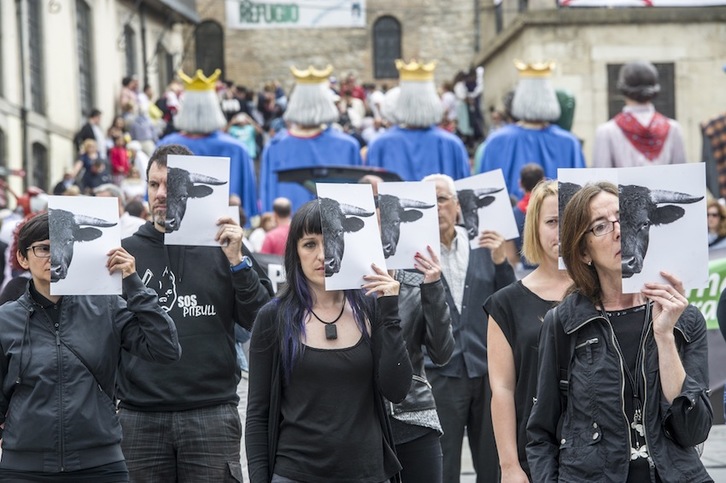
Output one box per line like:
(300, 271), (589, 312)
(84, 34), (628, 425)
(559, 0), (726, 6)
(226, 0), (366, 30)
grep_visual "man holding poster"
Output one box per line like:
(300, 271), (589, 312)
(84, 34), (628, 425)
(117, 144), (271, 482)
(422, 173), (515, 483)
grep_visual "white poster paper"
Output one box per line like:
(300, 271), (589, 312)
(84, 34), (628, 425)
(316, 183), (386, 291)
(454, 169), (519, 249)
(376, 181), (440, 270)
(619, 163), (708, 293)
(164, 155), (231, 247)
(49, 196), (121, 295)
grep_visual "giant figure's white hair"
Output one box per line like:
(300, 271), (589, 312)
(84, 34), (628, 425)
(511, 78), (561, 123)
(283, 83), (339, 127)
(394, 80), (443, 127)
(174, 90), (227, 134)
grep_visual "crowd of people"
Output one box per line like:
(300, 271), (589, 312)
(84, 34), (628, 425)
(0, 57), (719, 483)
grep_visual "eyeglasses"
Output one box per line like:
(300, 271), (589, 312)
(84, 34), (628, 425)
(587, 220), (620, 237)
(29, 244), (51, 258)
(437, 195), (454, 205)
(708, 212), (721, 218)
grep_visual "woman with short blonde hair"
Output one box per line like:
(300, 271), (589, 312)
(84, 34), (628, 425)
(485, 179), (572, 481)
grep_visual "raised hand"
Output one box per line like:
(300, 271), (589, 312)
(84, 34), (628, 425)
(362, 263), (400, 298)
(215, 216), (244, 266)
(107, 247), (136, 279)
(414, 245), (442, 284)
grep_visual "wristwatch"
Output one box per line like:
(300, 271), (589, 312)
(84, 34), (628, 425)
(231, 256), (254, 272)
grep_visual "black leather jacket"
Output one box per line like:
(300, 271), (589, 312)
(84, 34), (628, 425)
(391, 270), (454, 415)
(527, 291), (713, 483)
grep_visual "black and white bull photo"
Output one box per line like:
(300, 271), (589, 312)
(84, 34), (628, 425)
(49, 208), (117, 282)
(618, 184), (702, 278)
(377, 194), (435, 258)
(558, 182), (703, 278)
(457, 187), (504, 240)
(165, 167), (227, 233)
(319, 197), (374, 277)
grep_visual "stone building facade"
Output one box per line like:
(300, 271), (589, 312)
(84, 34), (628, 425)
(193, 1), (726, 167)
(190, 0), (488, 92)
(477, 4), (726, 167)
(0, 0), (195, 198)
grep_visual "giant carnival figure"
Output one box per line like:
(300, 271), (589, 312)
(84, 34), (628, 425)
(478, 60), (585, 199)
(259, 65), (363, 213)
(158, 69), (258, 219)
(593, 60), (686, 169)
(367, 59), (470, 182)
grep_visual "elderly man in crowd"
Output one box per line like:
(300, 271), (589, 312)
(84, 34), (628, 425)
(421, 173), (516, 483)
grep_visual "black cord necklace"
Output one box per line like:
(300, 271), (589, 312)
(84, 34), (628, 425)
(310, 299), (346, 340)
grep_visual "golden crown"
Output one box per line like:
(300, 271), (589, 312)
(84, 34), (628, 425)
(513, 60), (556, 78)
(177, 69), (222, 91)
(396, 59), (437, 82)
(290, 65), (334, 84)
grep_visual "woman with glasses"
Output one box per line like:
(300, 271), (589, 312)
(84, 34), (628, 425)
(484, 180), (572, 482)
(0, 212), (181, 482)
(706, 199), (726, 250)
(527, 182), (712, 482)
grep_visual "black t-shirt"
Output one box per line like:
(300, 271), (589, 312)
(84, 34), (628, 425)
(274, 337), (397, 483)
(484, 280), (558, 476)
(608, 304), (661, 483)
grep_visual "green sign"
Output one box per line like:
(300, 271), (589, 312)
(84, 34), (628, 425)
(688, 257), (726, 331)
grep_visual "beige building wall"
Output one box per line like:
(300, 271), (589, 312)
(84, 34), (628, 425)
(0, 1), (189, 198)
(195, 0), (483, 92)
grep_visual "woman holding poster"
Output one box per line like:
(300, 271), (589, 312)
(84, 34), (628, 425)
(485, 180), (572, 482)
(245, 200), (412, 483)
(0, 213), (181, 482)
(527, 182), (712, 482)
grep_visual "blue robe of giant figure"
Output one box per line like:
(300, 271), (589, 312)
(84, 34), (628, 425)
(477, 124), (585, 199)
(367, 126), (470, 182)
(259, 127), (362, 213)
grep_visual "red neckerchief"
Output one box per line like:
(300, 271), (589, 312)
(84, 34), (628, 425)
(614, 111), (671, 161)
(517, 192), (531, 213)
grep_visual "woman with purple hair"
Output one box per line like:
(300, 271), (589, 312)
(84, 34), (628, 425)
(245, 200), (413, 483)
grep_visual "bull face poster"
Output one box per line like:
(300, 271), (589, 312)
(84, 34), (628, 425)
(315, 183), (386, 291)
(48, 195), (121, 295)
(164, 155), (231, 246)
(454, 169), (519, 249)
(376, 181), (440, 270)
(619, 163), (707, 293)
(557, 164), (708, 293)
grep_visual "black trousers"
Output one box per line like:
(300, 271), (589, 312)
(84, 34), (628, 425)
(428, 372), (499, 483)
(396, 430), (443, 483)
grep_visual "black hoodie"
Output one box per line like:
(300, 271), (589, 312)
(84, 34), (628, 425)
(118, 222), (271, 411)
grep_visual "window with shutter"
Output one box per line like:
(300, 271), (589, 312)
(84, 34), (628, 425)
(373, 16), (401, 79)
(195, 21), (225, 77)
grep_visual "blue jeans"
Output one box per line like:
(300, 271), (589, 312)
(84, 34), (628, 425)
(119, 404), (243, 483)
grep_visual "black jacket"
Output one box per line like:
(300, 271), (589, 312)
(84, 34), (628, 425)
(245, 296), (413, 483)
(427, 245), (516, 378)
(392, 271), (454, 415)
(119, 222), (271, 411)
(0, 275), (180, 472)
(526, 291), (713, 483)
